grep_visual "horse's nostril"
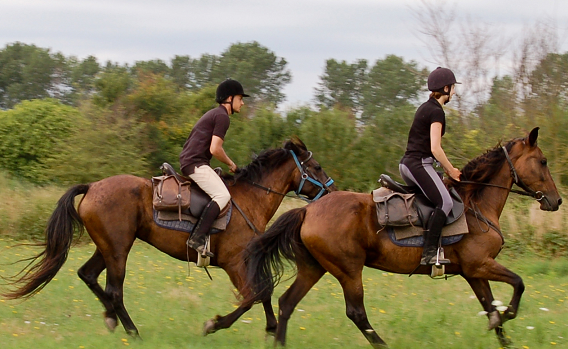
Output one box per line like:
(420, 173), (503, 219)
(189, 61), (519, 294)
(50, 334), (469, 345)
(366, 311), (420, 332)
(559, 198), (563, 206)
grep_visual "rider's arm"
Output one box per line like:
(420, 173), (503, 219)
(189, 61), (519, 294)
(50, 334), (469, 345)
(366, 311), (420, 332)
(211, 136), (237, 172)
(430, 122), (461, 181)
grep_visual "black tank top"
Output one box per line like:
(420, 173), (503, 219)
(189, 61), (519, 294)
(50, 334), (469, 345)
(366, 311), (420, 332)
(403, 97), (445, 159)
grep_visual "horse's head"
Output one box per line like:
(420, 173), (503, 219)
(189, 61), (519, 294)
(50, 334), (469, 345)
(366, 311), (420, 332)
(509, 127), (562, 211)
(284, 137), (337, 201)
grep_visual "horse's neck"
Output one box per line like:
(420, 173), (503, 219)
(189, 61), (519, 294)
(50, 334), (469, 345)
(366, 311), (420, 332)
(230, 162), (296, 229)
(477, 164), (515, 220)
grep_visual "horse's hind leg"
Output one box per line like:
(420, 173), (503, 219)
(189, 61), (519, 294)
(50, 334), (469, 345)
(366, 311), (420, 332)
(77, 249), (119, 331)
(103, 251), (139, 337)
(336, 271), (387, 348)
(275, 262), (326, 347)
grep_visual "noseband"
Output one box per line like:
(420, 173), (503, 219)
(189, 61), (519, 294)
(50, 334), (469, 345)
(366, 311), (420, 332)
(290, 150), (335, 202)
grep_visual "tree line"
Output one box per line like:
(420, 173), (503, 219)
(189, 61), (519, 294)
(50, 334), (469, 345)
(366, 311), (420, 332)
(0, 29), (567, 192)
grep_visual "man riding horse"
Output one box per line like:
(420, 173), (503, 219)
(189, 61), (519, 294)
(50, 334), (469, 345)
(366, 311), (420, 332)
(179, 79), (248, 258)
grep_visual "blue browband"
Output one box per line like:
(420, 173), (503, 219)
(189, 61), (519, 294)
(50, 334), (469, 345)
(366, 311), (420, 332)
(290, 150), (335, 202)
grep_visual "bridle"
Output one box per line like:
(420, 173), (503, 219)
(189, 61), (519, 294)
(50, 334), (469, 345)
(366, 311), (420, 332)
(245, 150), (334, 202)
(289, 150), (335, 202)
(459, 146), (545, 201)
(233, 149), (334, 235)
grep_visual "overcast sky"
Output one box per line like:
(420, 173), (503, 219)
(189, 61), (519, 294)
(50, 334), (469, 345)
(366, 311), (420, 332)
(1, 0), (566, 109)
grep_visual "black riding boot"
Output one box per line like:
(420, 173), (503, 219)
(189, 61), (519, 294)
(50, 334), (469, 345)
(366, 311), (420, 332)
(187, 201), (220, 258)
(420, 208), (451, 266)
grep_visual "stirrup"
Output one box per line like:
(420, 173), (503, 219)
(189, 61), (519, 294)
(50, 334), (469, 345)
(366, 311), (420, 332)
(187, 237), (214, 258)
(421, 248), (450, 267)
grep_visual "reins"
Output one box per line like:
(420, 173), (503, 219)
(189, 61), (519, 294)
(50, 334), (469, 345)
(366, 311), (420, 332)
(457, 146), (544, 200)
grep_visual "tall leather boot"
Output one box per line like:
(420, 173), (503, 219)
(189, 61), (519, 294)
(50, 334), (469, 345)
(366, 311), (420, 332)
(187, 201), (220, 258)
(420, 208), (451, 266)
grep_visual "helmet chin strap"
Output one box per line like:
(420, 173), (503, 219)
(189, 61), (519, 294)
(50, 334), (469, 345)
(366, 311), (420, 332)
(221, 96), (235, 114)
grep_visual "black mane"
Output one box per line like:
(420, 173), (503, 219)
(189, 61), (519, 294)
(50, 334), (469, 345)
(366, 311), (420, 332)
(456, 138), (521, 203)
(223, 139), (307, 184)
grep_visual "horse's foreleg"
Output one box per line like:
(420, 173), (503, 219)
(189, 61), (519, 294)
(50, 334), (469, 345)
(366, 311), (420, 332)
(463, 277), (500, 329)
(203, 304), (251, 335)
(77, 249), (118, 331)
(203, 265), (277, 335)
(276, 263), (326, 347)
(464, 259), (525, 323)
(463, 260), (524, 348)
(202, 298), (277, 336)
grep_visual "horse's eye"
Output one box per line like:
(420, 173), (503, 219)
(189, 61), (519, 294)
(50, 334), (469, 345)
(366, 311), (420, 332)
(314, 165), (322, 171)
(541, 158), (547, 166)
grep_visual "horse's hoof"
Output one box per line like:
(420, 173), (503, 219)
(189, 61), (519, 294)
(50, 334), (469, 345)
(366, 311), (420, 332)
(203, 319), (217, 336)
(104, 317), (118, 332)
(126, 329), (140, 338)
(487, 310), (501, 330)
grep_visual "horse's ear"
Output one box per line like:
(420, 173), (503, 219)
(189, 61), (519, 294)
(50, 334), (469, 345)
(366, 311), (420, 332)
(284, 136), (307, 153)
(527, 127), (539, 147)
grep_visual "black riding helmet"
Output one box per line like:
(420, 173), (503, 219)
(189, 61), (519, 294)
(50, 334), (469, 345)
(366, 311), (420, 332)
(427, 67), (461, 93)
(215, 79), (250, 114)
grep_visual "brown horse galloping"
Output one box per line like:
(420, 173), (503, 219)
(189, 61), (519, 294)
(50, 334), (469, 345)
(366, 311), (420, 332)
(2, 138), (336, 337)
(241, 128), (562, 348)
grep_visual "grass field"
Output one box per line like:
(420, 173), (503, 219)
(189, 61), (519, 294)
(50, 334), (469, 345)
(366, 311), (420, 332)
(1, 237), (568, 349)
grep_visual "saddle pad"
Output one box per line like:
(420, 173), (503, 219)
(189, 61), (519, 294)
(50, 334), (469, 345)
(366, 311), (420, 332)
(387, 227), (464, 247)
(392, 213), (468, 240)
(154, 204), (232, 234)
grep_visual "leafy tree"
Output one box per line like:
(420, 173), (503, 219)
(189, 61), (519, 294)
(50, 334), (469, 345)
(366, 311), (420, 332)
(171, 54), (219, 92)
(0, 43), (58, 108)
(362, 55), (428, 119)
(212, 42), (292, 106)
(171, 42), (291, 107)
(314, 59), (368, 115)
(524, 52), (568, 184)
(132, 59), (170, 77)
(43, 101), (149, 183)
(297, 108), (359, 190)
(0, 99), (81, 182)
(93, 63), (132, 106)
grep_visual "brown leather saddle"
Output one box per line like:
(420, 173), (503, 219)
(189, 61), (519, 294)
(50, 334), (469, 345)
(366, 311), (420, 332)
(158, 162), (230, 219)
(375, 174), (464, 227)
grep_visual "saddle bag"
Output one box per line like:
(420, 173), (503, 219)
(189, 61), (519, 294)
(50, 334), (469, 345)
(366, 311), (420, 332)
(152, 175), (190, 220)
(373, 189), (419, 229)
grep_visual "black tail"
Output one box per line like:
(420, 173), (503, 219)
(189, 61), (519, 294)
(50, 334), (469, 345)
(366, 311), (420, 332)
(240, 207), (308, 306)
(2, 184), (89, 299)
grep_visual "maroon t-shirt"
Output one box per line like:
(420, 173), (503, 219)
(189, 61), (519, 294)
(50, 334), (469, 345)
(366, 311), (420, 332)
(179, 106), (230, 175)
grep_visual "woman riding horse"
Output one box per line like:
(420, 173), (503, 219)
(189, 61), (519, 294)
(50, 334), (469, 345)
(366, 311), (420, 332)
(241, 127), (561, 348)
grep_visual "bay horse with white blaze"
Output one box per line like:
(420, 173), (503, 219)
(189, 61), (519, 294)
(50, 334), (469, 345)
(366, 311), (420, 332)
(241, 128), (561, 348)
(2, 138), (335, 337)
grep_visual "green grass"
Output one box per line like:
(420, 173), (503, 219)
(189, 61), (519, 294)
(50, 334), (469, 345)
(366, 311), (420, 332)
(1, 238), (568, 349)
